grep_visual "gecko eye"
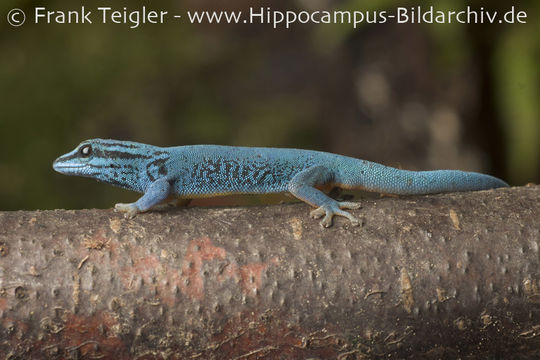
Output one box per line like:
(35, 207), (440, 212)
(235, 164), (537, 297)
(79, 145), (92, 157)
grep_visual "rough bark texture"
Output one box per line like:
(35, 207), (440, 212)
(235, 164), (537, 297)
(0, 186), (539, 359)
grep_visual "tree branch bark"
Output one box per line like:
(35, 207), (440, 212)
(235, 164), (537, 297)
(0, 186), (539, 359)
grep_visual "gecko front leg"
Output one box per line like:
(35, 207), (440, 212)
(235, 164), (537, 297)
(115, 178), (171, 218)
(287, 166), (361, 227)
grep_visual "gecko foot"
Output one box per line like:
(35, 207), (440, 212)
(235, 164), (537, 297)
(114, 203), (140, 219)
(310, 201), (362, 228)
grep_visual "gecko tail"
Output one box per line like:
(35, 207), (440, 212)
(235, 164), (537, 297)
(335, 158), (509, 195)
(370, 169), (509, 195)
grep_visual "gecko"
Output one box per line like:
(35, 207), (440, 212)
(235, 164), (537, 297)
(53, 139), (509, 227)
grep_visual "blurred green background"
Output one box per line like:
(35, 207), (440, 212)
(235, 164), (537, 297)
(0, 0), (538, 211)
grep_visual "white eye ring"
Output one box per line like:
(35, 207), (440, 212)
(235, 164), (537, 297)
(80, 145), (92, 157)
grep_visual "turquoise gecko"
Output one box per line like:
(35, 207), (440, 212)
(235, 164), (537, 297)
(53, 139), (508, 227)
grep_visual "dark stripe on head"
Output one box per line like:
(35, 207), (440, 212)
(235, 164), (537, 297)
(86, 164), (118, 169)
(101, 150), (152, 160)
(100, 142), (139, 149)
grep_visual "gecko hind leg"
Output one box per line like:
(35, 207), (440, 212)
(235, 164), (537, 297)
(288, 166), (362, 228)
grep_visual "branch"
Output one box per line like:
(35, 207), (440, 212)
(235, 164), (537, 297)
(0, 186), (538, 359)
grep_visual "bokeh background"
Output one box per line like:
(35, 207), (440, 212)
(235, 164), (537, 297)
(1, 0), (539, 211)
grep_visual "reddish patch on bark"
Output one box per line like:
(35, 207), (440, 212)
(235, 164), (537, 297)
(28, 311), (127, 359)
(119, 246), (179, 306)
(119, 237), (229, 303)
(119, 237), (279, 303)
(57, 311), (126, 357)
(179, 237), (227, 300)
(119, 246), (162, 289)
(237, 257), (280, 296)
(2, 317), (28, 338)
(0, 298), (7, 312)
(214, 257), (279, 296)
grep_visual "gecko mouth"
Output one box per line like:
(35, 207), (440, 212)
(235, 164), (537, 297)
(52, 161), (87, 173)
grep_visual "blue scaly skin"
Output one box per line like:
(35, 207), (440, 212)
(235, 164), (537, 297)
(53, 139), (509, 227)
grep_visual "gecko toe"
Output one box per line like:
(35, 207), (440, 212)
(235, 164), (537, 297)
(115, 203), (139, 219)
(310, 206), (334, 227)
(335, 209), (361, 226)
(310, 207), (325, 219)
(320, 214), (334, 228)
(347, 215), (361, 226)
(310, 202), (361, 227)
(338, 201), (362, 210)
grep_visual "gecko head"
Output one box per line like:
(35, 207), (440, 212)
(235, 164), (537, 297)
(53, 139), (156, 191)
(53, 138), (149, 178)
(52, 139), (106, 177)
